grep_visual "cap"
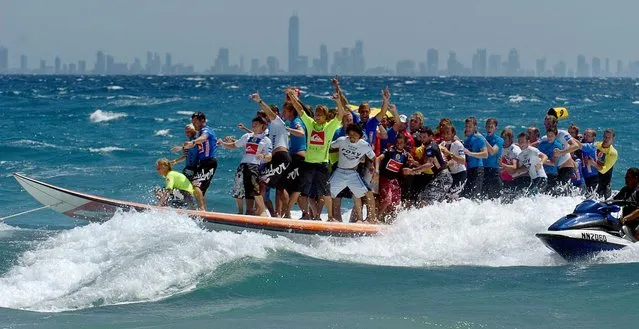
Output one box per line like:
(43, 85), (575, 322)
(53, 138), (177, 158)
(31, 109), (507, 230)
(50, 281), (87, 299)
(399, 114), (408, 123)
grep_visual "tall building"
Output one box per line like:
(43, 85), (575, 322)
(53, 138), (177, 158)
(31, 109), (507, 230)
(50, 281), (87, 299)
(604, 58), (610, 77)
(40, 59), (46, 73)
(0, 46), (8, 73)
(78, 60), (86, 74)
(553, 61), (566, 77)
(447, 51), (462, 76)
(536, 58), (546, 77)
(591, 57), (601, 77)
(54, 56), (61, 74)
(164, 53), (173, 74)
(266, 56), (279, 75)
(427, 48), (438, 76)
(95, 51), (106, 74)
(288, 15), (300, 74)
(319, 44), (329, 75)
(20, 54), (28, 73)
(617, 60), (624, 77)
(472, 48), (487, 76)
(352, 40), (365, 75)
(505, 48), (520, 76)
(576, 55), (589, 77)
(106, 55), (114, 74)
(213, 48), (230, 74)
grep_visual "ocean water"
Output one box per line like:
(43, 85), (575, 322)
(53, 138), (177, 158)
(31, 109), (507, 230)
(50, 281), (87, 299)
(1, 75), (639, 328)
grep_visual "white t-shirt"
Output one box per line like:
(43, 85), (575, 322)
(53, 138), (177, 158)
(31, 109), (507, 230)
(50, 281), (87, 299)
(234, 133), (272, 165)
(331, 137), (375, 169)
(517, 146), (547, 179)
(441, 140), (466, 174)
(502, 143), (522, 163)
(540, 129), (572, 166)
(268, 116), (289, 150)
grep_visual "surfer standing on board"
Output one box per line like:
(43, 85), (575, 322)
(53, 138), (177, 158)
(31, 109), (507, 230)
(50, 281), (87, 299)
(182, 111), (218, 211)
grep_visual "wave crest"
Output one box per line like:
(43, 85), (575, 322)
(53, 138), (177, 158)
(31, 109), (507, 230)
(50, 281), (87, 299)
(89, 110), (127, 123)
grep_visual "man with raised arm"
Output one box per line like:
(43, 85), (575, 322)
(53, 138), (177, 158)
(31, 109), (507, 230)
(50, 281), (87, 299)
(250, 92), (292, 217)
(217, 116), (272, 217)
(181, 111), (217, 210)
(286, 87), (344, 221)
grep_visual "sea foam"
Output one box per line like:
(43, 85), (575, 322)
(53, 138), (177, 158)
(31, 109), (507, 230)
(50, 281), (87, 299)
(89, 110), (127, 123)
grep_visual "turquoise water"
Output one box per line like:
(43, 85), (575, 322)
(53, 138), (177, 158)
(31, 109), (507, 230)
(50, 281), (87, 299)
(1, 75), (638, 328)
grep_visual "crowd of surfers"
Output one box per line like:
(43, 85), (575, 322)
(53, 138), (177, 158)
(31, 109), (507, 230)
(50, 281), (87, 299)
(154, 77), (621, 225)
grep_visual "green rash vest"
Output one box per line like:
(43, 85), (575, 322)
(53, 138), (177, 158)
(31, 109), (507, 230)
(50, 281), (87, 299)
(165, 171), (195, 194)
(300, 111), (341, 163)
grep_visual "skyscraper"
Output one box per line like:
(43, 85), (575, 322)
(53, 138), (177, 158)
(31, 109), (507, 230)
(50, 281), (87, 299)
(288, 15), (300, 74)
(352, 40), (365, 75)
(506, 48), (520, 76)
(553, 61), (566, 77)
(591, 57), (601, 77)
(319, 44), (329, 75)
(266, 56), (279, 75)
(78, 60), (86, 74)
(54, 56), (61, 74)
(213, 48), (230, 74)
(576, 55), (589, 77)
(536, 58), (546, 77)
(95, 51), (106, 74)
(427, 48), (438, 76)
(0, 46), (8, 73)
(472, 49), (487, 76)
(164, 53), (172, 74)
(20, 54), (28, 73)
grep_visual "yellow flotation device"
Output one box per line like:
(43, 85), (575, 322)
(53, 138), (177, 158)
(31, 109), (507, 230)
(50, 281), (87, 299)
(347, 104), (393, 118)
(548, 107), (569, 120)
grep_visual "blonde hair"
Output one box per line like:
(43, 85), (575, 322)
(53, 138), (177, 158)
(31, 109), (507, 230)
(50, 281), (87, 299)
(156, 158), (172, 171)
(185, 123), (196, 131)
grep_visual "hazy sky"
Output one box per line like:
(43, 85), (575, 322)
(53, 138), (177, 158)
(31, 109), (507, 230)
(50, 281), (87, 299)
(2, 0), (638, 70)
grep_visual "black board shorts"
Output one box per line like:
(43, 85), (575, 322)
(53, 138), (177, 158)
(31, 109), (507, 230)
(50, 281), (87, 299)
(301, 162), (330, 197)
(192, 158), (217, 194)
(284, 154), (305, 194)
(261, 150), (292, 189)
(232, 163), (261, 199)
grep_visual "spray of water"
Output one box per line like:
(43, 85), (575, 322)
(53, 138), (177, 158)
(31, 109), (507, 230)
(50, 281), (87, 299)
(1, 196), (637, 312)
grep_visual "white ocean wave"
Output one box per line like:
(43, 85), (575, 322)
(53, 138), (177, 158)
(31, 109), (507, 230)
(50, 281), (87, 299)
(88, 146), (126, 153)
(154, 129), (171, 137)
(509, 95), (525, 103)
(106, 86), (124, 91)
(89, 110), (127, 123)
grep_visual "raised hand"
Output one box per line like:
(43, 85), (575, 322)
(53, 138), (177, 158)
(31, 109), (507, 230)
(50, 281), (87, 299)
(250, 92), (261, 103)
(382, 87), (391, 101)
(171, 145), (183, 153)
(286, 88), (299, 101)
(331, 75), (340, 87)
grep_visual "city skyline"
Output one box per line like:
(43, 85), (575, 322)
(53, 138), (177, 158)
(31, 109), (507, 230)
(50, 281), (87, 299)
(3, 11), (639, 77)
(3, 0), (639, 70)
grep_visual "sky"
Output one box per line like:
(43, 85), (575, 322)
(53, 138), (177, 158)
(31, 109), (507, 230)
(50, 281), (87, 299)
(2, 0), (638, 71)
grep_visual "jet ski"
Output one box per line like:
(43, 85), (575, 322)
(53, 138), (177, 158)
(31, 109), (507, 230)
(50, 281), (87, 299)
(536, 199), (635, 260)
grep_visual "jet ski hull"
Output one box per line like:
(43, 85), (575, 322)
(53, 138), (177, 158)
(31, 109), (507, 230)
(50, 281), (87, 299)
(536, 230), (631, 260)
